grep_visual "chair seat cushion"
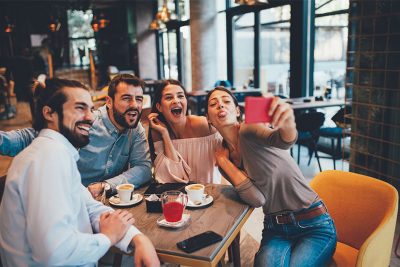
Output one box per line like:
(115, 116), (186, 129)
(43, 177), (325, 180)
(320, 127), (343, 137)
(329, 242), (358, 267)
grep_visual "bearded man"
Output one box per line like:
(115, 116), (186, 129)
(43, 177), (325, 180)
(0, 79), (159, 266)
(0, 74), (152, 197)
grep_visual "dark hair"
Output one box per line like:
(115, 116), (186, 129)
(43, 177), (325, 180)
(33, 78), (88, 131)
(148, 79), (187, 162)
(108, 74), (145, 99)
(205, 86), (242, 122)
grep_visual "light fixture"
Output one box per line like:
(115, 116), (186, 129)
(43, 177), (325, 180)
(49, 16), (61, 32)
(4, 16), (14, 33)
(149, 19), (160, 30)
(98, 13), (109, 29)
(91, 15), (100, 32)
(235, 0), (269, 5)
(149, 0), (173, 30)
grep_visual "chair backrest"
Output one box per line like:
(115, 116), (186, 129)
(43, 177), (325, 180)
(295, 111), (325, 132)
(310, 170), (398, 250)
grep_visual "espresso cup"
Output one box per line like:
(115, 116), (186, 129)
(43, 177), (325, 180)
(116, 183), (135, 203)
(185, 184), (205, 203)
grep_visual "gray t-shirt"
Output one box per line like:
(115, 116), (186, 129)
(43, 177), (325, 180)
(235, 124), (319, 215)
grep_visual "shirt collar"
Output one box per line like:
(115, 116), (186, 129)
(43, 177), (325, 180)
(98, 105), (127, 135)
(38, 129), (80, 161)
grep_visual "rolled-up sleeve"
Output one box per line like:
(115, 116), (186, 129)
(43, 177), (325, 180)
(235, 178), (266, 207)
(0, 128), (37, 156)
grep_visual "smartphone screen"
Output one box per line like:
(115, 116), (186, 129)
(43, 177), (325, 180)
(177, 231), (223, 253)
(244, 96), (273, 124)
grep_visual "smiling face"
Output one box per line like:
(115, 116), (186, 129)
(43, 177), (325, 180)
(156, 84), (187, 124)
(106, 82), (143, 130)
(207, 89), (241, 129)
(56, 87), (94, 148)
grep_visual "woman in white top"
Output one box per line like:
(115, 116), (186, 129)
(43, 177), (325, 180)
(148, 79), (222, 184)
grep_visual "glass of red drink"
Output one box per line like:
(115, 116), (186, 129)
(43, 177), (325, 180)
(161, 190), (188, 223)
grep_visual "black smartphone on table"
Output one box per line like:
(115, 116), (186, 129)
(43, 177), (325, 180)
(176, 231), (223, 253)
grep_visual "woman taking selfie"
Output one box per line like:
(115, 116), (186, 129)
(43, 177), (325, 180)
(148, 79), (222, 184)
(206, 87), (337, 266)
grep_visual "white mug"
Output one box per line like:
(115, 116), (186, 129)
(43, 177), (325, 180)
(116, 183), (135, 203)
(185, 184), (205, 203)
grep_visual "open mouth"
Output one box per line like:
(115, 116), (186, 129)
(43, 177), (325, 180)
(171, 107), (183, 116)
(125, 110), (138, 120)
(76, 123), (92, 136)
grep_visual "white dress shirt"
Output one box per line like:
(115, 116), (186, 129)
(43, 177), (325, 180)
(0, 129), (140, 267)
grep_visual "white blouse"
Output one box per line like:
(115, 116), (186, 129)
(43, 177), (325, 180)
(153, 132), (223, 184)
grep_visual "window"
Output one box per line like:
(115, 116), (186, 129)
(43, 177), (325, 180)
(314, 0), (349, 99)
(233, 12), (254, 88)
(67, 10), (96, 66)
(260, 5), (291, 96)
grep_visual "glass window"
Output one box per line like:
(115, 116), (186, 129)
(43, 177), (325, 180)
(233, 12), (254, 88)
(260, 5), (291, 96)
(216, 11), (227, 82)
(162, 30), (178, 80)
(314, 0), (349, 99)
(181, 25), (192, 88)
(67, 10), (96, 66)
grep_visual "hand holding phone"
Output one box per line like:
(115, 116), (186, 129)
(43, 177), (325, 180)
(244, 96), (273, 124)
(177, 231), (223, 253)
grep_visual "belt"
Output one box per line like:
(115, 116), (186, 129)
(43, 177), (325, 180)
(269, 204), (327, 225)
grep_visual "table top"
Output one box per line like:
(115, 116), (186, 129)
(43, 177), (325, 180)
(239, 97), (346, 110)
(187, 88), (261, 97)
(109, 184), (253, 267)
(286, 97), (346, 110)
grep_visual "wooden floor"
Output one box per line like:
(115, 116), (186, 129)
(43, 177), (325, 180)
(2, 99), (400, 267)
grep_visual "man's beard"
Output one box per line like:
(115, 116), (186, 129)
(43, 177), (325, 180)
(58, 114), (91, 148)
(113, 106), (141, 129)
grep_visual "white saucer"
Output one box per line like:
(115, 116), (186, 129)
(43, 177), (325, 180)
(187, 194), (213, 208)
(157, 214), (191, 228)
(109, 194), (143, 207)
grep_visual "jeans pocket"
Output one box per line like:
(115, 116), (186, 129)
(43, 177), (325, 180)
(297, 213), (332, 229)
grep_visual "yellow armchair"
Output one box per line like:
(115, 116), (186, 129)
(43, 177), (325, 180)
(310, 170), (398, 267)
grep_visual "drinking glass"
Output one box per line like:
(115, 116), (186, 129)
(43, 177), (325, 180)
(161, 190), (188, 223)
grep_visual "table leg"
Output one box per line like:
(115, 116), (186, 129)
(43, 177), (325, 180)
(232, 232), (241, 267)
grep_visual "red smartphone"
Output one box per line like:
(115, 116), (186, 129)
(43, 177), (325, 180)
(244, 96), (273, 123)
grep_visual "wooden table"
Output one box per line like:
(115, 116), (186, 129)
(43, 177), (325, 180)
(109, 184), (253, 267)
(239, 97), (346, 111)
(286, 98), (346, 110)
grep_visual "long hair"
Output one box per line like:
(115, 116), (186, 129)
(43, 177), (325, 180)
(205, 86), (242, 122)
(32, 78), (88, 131)
(148, 79), (187, 162)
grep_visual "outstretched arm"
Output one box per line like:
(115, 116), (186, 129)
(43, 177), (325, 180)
(0, 128), (37, 156)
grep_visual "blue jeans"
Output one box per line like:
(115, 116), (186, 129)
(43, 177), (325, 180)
(254, 201), (337, 267)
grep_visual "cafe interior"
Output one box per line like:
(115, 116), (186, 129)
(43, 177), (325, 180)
(0, 0), (399, 266)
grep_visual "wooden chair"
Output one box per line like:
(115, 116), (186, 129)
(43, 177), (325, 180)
(310, 170), (398, 267)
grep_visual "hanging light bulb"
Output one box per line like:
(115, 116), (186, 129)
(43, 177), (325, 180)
(149, 19), (160, 30)
(4, 16), (14, 33)
(49, 16), (61, 32)
(98, 13), (109, 29)
(158, 3), (171, 23)
(91, 15), (100, 32)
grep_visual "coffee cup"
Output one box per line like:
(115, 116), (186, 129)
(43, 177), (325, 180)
(161, 191), (188, 223)
(116, 183), (135, 203)
(185, 184), (205, 204)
